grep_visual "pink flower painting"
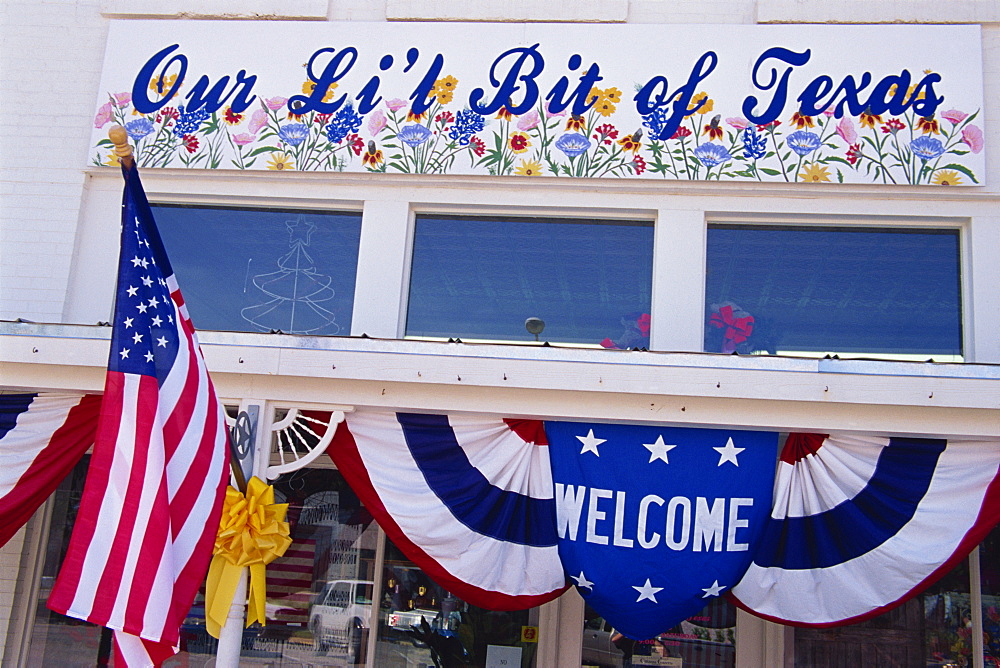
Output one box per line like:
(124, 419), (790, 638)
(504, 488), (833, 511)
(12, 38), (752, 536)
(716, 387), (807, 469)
(835, 117), (858, 145)
(961, 124), (983, 153)
(94, 101), (113, 128)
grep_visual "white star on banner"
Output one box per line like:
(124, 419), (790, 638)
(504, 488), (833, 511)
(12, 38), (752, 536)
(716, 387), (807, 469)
(714, 437), (745, 466)
(633, 578), (663, 603)
(643, 435), (677, 464)
(576, 429), (606, 457)
(572, 572), (594, 590)
(702, 580), (726, 598)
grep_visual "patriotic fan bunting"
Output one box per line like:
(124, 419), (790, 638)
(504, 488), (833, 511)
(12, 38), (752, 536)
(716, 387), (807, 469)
(0, 393), (101, 548)
(731, 433), (1000, 626)
(328, 410), (568, 610)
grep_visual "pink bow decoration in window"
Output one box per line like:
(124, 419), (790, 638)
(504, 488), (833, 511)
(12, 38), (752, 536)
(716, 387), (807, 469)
(709, 304), (754, 353)
(600, 312), (651, 350)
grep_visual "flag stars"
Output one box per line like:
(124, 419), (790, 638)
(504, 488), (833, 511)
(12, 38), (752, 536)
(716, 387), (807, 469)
(120, 347), (130, 359)
(131, 256), (142, 267)
(126, 285), (138, 297)
(701, 581), (726, 598)
(643, 435), (677, 464)
(144, 351), (155, 363)
(577, 429), (606, 457)
(123, 317), (133, 328)
(147, 296), (159, 309)
(140, 258), (149, 268)
(151, 315), (162, 327)
(714, 437), (745, 466)
(132, 332), (143, 344)
(141, 276), (153, 287)
(633, 578), (663, 603)
(137, 302), (148, 314)
(157, 336), (168, 347)
(572, 572), (594, 590)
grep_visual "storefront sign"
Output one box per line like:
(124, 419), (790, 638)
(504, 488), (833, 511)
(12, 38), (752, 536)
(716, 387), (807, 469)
(92, 21), (984, 185)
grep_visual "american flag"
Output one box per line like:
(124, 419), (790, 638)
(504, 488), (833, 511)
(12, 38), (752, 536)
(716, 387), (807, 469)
(47, 163), (229, 666)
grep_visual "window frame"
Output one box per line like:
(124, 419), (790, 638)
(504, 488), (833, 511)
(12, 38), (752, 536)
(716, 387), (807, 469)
(702, 214), (970, 361)
(400, 206), (658, 345)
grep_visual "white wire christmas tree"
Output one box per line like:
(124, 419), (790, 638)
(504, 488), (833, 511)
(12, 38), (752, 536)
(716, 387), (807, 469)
(241, 216), (342, 335)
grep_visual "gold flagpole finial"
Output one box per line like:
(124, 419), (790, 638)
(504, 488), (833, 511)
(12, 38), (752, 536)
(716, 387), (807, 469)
(108, 124), (135, 168)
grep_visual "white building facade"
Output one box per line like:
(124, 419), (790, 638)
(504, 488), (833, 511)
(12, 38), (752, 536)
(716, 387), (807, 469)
(1, 1), (999, 667)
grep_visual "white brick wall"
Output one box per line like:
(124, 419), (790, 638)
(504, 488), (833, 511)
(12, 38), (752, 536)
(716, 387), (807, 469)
(0, 0), (109, 323)
(0, 526), (27, 665)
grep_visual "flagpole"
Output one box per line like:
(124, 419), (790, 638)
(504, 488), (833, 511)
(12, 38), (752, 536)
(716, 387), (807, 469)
(107, 125), (251, 666)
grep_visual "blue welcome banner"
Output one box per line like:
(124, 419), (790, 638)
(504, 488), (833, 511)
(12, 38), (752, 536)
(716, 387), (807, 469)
(545, 420), (778, 639)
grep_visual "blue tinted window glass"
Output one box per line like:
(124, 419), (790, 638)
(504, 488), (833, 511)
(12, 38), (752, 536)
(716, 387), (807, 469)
(406, 215), (654, 345)
(705, 225), (962, 356)
(152, 204), (361, 335)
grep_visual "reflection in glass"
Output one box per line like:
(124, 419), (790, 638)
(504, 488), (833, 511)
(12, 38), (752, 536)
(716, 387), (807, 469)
(705, 225), (962, 358)
(376, 540), (538, 667)
(152, 204), (362, 336)
(582, 600), (735, 668)
(406, 215), (654, 344)
(26, 457), (104, 668)
(162, 467), (377, 666)
(794, 555), (972, 667)
(980, 526), (999, 667)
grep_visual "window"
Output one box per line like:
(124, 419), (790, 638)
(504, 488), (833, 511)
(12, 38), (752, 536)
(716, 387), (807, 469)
(406, 214), (654, 345)
(582, 600), (735, 668)
(794, 525), (999, 666)
(152, 204), (362, 336)
(375, 538), (540, 667)
(705, 225), (962, 358)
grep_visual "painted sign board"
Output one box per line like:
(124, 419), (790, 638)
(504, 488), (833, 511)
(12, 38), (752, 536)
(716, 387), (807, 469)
(92, 21), (984, 185)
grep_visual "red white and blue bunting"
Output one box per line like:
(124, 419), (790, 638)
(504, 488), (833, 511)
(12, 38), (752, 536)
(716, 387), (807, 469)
(2, 399), (997, 638)
(328, 411), (568, 610)
(0, 393), (101, 547)
(330, 411), (1000, 638)
(730, 432), (1000, 626)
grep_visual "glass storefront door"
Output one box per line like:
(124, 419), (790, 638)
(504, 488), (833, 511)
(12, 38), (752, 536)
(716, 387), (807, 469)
(374, 539), (540, 668)
(582, 599), (736, 668)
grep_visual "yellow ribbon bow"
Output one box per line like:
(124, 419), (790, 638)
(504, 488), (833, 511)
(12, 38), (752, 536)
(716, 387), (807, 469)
(206, 476), (292, 638)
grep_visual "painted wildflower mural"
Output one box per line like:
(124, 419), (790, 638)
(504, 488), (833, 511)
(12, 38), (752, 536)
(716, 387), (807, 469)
(90, 22), (986, 185)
